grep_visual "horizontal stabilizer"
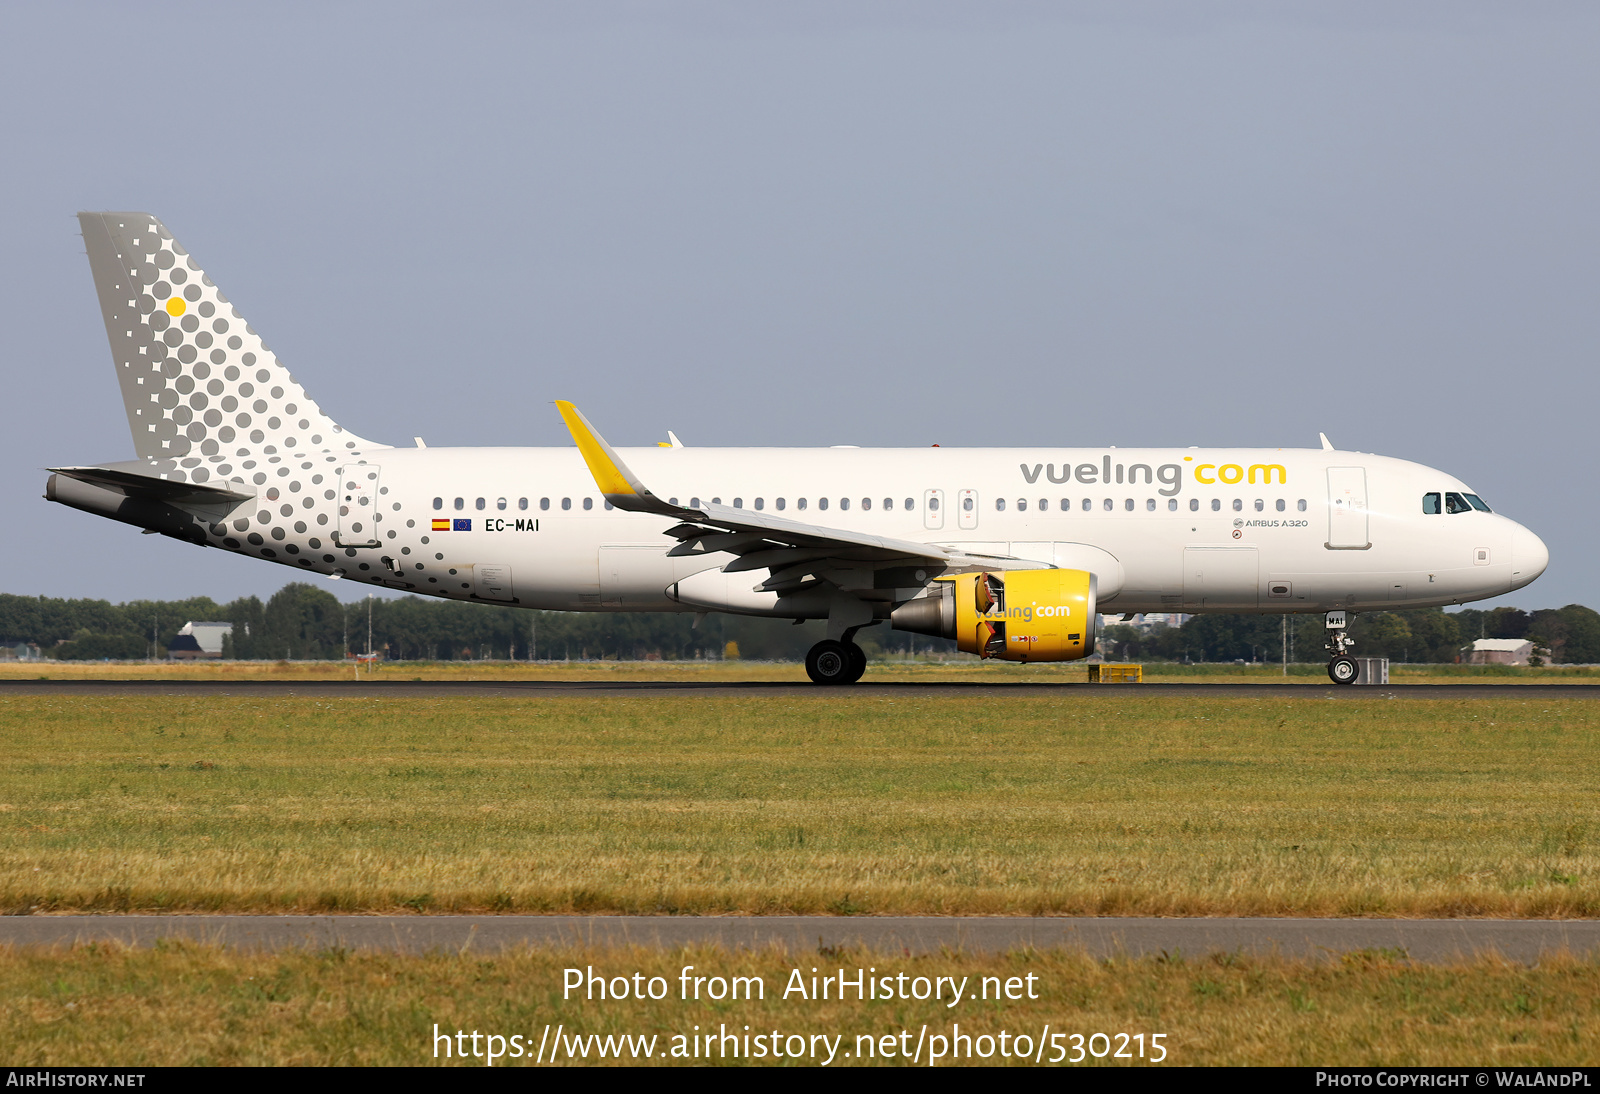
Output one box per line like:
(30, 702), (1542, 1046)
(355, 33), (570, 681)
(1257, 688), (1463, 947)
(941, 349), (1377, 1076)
(48, 464), (255, 506)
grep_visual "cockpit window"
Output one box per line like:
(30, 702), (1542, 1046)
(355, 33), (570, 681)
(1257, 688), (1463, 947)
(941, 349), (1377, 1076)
(1423, 492), (1440, 515)
(1444, 491), (1473, 514)
(1465, 494), (1492, 512)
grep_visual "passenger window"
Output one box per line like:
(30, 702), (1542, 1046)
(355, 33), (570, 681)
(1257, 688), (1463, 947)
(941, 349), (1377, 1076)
(840, 498), (850, 510)
(1211, 499), (1221, 511)
(799, 498), (808, 510)
(1102, 498), (1113, 511)
(518, 498), (528, 511)
(754, 498), (764, 510)
(690, 497), (701, 508)
(1189, 498), (1199, 512)
(1124, 499), (1134, 511)
(1445, 491), (1472, 514)
(712, 497), (721, 505)
(904, 498), (914, 511)
(884, 498), (893, 512)
(1168, 499), (1178, 511)
(497, 497), (507, 510)
(1423, 492), (1441, 515)
(1297, 499), (1307, 512)
(1275, 499), (1285, 512)
(475, 497), (486, 510)
(432, 497), (443, 510)
(540, 498), (550, 511)
(561, 498), (571, 510)
(1081, 499), (1090, 511)
(1146, 498), (1156, 511)
(1016, 499), (1025, 511)
(819, 498), (828, 510)
(963, 496), (974, 512)
(669, 498), (678, 505)
(582, 498), (593, 510)
(861, 498), (871, 511)
(1253, 499), (1264, 512)
(1038, 499), (1048, 511)
(733, 498), (743, 508)
(603, 500), (613, 511)
(454, 497), (464, 511)
(1232, 498), (1243, 512)
(1465, 494), (1492, 512)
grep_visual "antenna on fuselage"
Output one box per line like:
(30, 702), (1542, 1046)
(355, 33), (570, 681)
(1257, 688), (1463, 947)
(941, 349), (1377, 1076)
(1318, 432), (1335, 451)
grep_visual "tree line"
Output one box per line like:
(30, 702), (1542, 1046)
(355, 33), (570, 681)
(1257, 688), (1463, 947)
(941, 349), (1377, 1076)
(0, 584), (842, 662)
(3, 583), (1597, 663)
(1100, 604), (1600, 665)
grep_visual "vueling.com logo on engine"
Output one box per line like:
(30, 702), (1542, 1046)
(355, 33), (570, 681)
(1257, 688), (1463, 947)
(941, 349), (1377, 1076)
(981, 603), (1072, 624)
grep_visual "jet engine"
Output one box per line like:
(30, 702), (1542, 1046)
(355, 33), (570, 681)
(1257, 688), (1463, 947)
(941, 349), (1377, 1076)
(890, 570), (1098, 662)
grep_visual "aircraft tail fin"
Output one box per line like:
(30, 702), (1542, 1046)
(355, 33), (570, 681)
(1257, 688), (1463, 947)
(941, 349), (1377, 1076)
(77, 212), (386, 464)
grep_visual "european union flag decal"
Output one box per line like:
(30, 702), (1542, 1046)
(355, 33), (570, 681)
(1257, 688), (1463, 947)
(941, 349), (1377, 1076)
(454, 519), (471, 531)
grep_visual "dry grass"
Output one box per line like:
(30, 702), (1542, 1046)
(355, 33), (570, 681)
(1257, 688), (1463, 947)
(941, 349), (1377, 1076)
(1, 692), (1596, 917)
(2, 943), (1596, 1065)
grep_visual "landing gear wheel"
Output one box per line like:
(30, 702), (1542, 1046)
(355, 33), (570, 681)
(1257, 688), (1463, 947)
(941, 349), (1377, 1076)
(845, 643), (868, 684)
(1328, 656), (1359, 685)
(806, 640), (853, 685)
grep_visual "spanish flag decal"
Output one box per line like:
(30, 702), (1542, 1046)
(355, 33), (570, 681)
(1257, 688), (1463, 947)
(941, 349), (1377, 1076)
(431, 518), (450, 531)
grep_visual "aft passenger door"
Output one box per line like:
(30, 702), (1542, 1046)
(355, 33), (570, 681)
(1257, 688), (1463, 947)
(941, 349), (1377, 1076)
(1326, 467), (1370, 550)
(336, 463), (381, 547)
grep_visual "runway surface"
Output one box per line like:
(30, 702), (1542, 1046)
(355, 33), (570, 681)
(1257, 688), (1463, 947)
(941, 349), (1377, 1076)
(4, 680), (1599, 699)
(2, 916), (1596, 962)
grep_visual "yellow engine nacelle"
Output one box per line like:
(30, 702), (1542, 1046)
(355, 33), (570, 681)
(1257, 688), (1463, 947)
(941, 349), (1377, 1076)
(890, 569), (1098, 662)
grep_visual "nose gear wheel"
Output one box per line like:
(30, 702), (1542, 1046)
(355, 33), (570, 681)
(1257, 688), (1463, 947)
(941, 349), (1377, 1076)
(1325, 611), (1358, 686)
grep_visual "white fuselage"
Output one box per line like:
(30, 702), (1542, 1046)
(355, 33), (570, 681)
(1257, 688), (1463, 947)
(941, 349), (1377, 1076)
(316, 444), (1546, 616)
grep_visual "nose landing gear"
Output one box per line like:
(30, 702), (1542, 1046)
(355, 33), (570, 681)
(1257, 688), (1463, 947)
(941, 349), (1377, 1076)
(1325, 610), (1358, 685)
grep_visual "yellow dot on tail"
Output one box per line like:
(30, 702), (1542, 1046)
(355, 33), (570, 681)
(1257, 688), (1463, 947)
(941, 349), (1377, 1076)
(166, 297), (186, 317)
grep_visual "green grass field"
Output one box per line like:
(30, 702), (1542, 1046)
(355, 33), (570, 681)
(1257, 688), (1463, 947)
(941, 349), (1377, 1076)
(2, 657), (1597, 684)
(2, 688), (1596, 917)
(3, 943), (1596, 1066)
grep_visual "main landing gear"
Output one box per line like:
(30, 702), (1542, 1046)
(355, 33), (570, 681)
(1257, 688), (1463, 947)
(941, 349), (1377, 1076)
(806, 638), (867, 685)
(1325, 610), (1358, 685)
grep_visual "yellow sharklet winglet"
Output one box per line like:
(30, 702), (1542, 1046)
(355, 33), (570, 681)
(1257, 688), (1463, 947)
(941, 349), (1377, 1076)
(555, 401), (675, 513)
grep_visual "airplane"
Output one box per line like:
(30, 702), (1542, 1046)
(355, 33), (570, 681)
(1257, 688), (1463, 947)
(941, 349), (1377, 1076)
(48, 212), (1550, 685)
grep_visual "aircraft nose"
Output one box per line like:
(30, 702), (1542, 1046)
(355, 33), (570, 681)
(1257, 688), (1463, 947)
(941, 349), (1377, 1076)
(1510, 523), (1549, 590)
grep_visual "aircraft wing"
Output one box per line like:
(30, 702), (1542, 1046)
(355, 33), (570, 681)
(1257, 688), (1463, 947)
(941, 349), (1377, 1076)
(555, 402), (1043, 596)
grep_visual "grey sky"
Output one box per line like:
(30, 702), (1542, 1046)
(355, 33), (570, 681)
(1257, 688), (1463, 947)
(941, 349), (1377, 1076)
(3, 2), (1595, 609)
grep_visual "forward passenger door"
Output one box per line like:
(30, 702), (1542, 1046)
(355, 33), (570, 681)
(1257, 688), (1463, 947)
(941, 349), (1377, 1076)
(1326, 467), (1370, 550)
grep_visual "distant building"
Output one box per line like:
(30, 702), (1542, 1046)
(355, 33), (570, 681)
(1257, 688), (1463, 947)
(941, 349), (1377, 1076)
(167, 621), (233, 660)
(1464, 638), (1534, 666)
(1, 642), (42, 662)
